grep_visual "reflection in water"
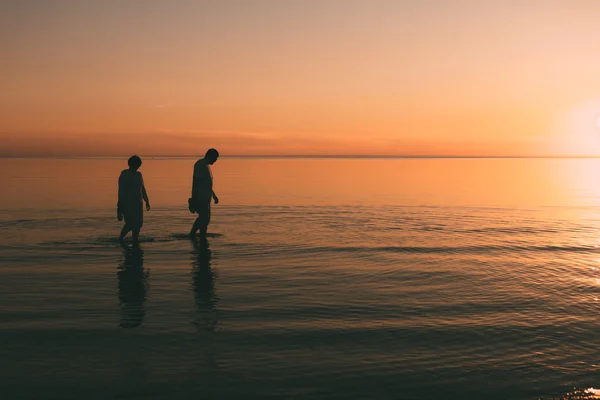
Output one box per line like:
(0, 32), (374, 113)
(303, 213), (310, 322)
(548, 387), (600, 399)
(117, 244), (149, 328)
(190, 238), (219, 331)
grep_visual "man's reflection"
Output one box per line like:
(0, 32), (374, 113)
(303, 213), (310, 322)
(117, 244), (149, 328)
(190, 238), (219, 331)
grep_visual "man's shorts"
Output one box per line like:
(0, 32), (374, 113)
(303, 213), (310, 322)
(191, 198), (211, 225)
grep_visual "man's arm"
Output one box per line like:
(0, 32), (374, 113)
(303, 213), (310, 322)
(212, 190), (219, 204)
(117, 173), (124, 219)
(118, 173), (125, 208)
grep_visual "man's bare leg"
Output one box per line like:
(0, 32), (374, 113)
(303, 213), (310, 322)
(119, 224), (131, 241)
(189, 217), (202, 237)
(132, 228), (140, 246)
(199, 224), (208, 246)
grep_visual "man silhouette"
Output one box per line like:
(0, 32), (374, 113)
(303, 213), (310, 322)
(189, 148), (219, 243)
(117, 155), (150, 245)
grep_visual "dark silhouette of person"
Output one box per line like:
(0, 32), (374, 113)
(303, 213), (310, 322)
(190, 237), (219, 331)
(188, 148), (219, 244)
(118, 155), (150, 245)
(117, 243), (149, 328)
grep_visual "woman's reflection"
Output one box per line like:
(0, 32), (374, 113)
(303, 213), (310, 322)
(190, 238), (219, 331)
(117, 244), (150, 328)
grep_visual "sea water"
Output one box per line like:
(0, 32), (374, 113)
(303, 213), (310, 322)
(1, 157), (600, 400)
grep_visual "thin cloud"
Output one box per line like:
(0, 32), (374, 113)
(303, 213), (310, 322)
(153, 104), (213, 109)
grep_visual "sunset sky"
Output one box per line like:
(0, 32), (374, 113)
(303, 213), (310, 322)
(3, 0), (600, 156)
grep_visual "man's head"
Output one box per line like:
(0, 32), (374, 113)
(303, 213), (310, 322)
(205, 148), (219, 165)
(128, 155), (142, 171)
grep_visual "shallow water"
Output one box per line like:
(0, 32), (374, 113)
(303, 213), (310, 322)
(2, 157), (600, 399)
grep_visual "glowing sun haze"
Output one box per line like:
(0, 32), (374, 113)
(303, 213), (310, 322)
(2, 0), (600, 157)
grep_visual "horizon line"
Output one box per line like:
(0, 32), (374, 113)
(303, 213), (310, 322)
(3, 154), (600, 159)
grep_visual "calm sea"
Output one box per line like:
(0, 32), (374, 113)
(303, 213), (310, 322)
(2, 157), (600, 400)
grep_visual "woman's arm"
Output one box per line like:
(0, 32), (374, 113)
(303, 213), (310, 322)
(141, 175), (150, 210)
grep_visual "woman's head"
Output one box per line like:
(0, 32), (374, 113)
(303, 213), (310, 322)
(128, 155), (142, 170)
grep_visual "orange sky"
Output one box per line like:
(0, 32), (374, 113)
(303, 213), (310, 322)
(3, 0), (600, 156)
